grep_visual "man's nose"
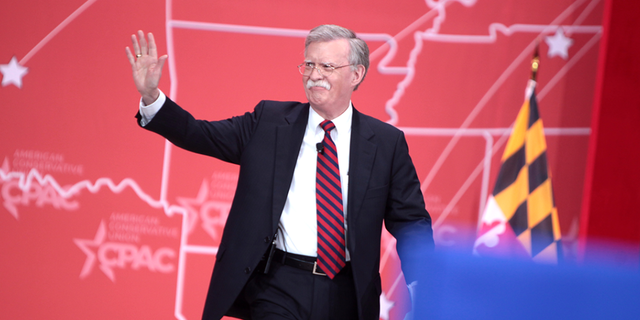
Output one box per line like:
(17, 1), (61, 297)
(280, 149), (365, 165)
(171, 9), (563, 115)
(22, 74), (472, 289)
(309, 66), (324, 80)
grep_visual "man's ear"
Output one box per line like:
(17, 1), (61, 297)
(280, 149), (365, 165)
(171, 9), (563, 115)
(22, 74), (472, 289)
(351, 64), (366, 87)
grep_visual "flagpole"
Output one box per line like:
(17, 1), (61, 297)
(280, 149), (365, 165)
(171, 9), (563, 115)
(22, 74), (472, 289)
(531, 42), (540, 81)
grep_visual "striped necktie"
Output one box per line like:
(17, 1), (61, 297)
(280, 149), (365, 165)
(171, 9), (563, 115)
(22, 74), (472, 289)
(316, 120), (346, 279)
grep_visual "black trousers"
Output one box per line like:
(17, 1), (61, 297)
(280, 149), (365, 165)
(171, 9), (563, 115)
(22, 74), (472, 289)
(244, 254), (358, 320)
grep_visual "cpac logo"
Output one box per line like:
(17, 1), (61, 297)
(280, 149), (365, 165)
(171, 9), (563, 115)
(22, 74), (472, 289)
(2, 179), (79, 219)
(74, 221), (176, 282)
(177, 180), (231, 243)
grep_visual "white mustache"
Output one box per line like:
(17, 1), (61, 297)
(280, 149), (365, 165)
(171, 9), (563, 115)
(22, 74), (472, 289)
(306, 79), (331, 90)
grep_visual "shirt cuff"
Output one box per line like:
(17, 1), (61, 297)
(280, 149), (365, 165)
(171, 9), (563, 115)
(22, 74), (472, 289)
(139, 90), (167, 127)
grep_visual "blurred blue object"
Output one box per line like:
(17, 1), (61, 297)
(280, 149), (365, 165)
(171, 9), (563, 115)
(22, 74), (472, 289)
(412, 251), (640, 320)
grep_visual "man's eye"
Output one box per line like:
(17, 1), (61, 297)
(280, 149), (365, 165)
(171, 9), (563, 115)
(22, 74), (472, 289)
(305, 62), (315, 67)
(321, 64), (333, 70)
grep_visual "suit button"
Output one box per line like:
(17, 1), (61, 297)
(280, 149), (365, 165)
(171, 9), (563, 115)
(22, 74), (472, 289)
(244, 267), (251, 274)
(264, 236), (270, 243)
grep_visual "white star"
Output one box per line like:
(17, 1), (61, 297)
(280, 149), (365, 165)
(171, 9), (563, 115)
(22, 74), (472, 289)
(74, 221), (111, 280)
(176, 179), (231, 242)
(545, 28), (573, 60)
(0, 56), (29, 88)
(379, 291), (395, 320)
(1, 157), (9, 173)
(176, 180), (209, 235)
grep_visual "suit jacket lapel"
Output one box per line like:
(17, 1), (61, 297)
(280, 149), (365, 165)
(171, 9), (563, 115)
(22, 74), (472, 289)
(271, 104), (309, 232)
(347, 108), (376, 238)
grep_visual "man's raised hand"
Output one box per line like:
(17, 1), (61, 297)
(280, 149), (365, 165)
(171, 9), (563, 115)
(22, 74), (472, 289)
(125, 30), (168, 105)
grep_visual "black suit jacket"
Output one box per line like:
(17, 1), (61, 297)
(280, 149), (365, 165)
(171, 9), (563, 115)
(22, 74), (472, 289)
(138, 98), (434, 320)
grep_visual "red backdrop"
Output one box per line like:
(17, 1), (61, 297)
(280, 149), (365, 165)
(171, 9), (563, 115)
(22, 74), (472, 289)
(579, 0), (640, 267)
(0, 0), (604, 319)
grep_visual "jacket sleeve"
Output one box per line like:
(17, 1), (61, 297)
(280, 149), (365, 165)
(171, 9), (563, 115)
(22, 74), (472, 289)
(135, 97), (263, 165)
(383, 131), (435, 283)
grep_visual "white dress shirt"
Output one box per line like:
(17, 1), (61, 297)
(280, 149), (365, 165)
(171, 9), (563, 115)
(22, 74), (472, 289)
(139, 91), (351, 259)
(138, 90), (166, 126)
(276, 104), (352, 259)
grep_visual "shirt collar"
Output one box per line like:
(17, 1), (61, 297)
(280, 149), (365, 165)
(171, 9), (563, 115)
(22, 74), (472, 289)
(308, 101), (353, 136)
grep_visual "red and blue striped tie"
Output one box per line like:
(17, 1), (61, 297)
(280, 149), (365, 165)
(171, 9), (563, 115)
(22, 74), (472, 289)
(316, 120), (346, 279)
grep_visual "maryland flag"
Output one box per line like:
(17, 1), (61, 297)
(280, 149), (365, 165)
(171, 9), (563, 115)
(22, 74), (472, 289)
(474, 80), (562, 263)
